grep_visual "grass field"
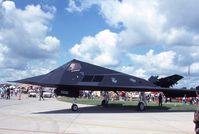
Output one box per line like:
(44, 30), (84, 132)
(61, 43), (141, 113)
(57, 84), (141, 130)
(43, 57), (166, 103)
(58, 97), (197, 111)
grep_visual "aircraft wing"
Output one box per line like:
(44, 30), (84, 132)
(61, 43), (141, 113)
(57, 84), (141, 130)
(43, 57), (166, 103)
(12, 59), (197, 98)
(10, 74), (46, 85)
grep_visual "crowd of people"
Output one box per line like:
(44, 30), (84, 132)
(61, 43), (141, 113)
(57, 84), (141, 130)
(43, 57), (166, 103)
(0, 85), (23, 100)
(1, 84), (199, 107)
(79, 90), (165, 106)
(0, 84), (54, 101)
(79, 90), (199, 107)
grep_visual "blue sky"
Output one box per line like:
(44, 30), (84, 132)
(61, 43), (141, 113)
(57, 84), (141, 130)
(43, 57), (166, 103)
(0, 0), (199, 88)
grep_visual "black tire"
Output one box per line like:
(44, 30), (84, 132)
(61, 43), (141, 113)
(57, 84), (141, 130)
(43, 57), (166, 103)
(138, 101), (145, 111)
(71, 104), (78, 111)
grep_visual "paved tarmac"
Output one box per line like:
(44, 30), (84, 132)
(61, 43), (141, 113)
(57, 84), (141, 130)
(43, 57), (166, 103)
(0, 95), (196, 134)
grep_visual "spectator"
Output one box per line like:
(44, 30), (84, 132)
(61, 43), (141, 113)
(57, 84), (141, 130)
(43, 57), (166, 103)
(194, 107), (199, 134)
(18, 88), (22, 100)
(158, 93), (163, 107)
(0, 87), (3, 99)
(6, 88), (10, 100)
(139, 92), (147, 106)
(39, 88), (44, 101)
(182, 95), (186, 104)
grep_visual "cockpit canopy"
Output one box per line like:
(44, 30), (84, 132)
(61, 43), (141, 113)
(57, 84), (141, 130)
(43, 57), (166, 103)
(67, 62), (82, 72)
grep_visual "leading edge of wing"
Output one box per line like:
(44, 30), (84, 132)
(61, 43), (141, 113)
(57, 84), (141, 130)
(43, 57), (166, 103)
(9, 74), (46, 85)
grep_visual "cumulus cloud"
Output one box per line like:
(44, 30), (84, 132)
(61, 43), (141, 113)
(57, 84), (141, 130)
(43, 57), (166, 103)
(0, 1), (60, 82)
(67, 0), (199, 47)
(0, 59), (57, 82)
(191, 63), (199, 75)
(70, 29), (120, 66)
(40, 36), (60, 52)
(165, 28), (199, 46)
(0, 1), (60, 69)
(119, 65), (147, 79)
(66, 0), (92, 13)
(67, 0), (199, 87)
(127, 50), (178, 75)
(67, 0), (166, 47)
(125, 49), (199, 88)
(158, 0), (199, 31)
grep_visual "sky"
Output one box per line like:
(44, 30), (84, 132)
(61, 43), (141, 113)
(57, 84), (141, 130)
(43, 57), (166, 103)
(0, 0), (199, 88)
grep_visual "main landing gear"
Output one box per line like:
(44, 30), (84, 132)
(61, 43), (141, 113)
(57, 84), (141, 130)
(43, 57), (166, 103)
(137, 92), (147, 111)
(137, 101), (145, 111)
(101, 99), (108, 106)
(101, 91), (109, 107)
(71, 98), (78, 111)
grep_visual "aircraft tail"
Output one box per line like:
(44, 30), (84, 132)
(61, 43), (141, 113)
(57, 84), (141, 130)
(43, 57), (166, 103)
(148, 76), (159, 83)
(196, 86), (199, 90)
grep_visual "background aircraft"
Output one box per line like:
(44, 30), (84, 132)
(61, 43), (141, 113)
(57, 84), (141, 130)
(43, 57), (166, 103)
(12, 59), (198, 111)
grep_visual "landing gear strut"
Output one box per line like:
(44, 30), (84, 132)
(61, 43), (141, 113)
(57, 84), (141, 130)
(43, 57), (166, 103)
(137, 92), (147, 111)
(71, 98), (78, 111)
(138, 101), (145, 111)
(101, 91), (109, 107)
(101, 99), (108, 106)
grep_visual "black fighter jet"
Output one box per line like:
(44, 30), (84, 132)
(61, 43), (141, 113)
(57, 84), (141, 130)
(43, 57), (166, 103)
(12, 59), (198, 111)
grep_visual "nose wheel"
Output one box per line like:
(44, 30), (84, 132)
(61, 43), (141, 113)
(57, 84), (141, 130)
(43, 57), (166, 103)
(71, 104), (78, 111)
(71, 98), (78, 111)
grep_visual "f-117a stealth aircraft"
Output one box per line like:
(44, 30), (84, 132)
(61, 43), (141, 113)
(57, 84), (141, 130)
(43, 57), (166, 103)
(13, 59), (198, 111)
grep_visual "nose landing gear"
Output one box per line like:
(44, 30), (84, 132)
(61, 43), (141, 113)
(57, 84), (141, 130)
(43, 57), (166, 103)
(71, 104), (78, 111)
(71, 98), (78, 111)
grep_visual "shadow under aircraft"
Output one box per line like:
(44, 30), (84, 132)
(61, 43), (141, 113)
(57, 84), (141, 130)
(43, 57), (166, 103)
(12, 59), (198, 111)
